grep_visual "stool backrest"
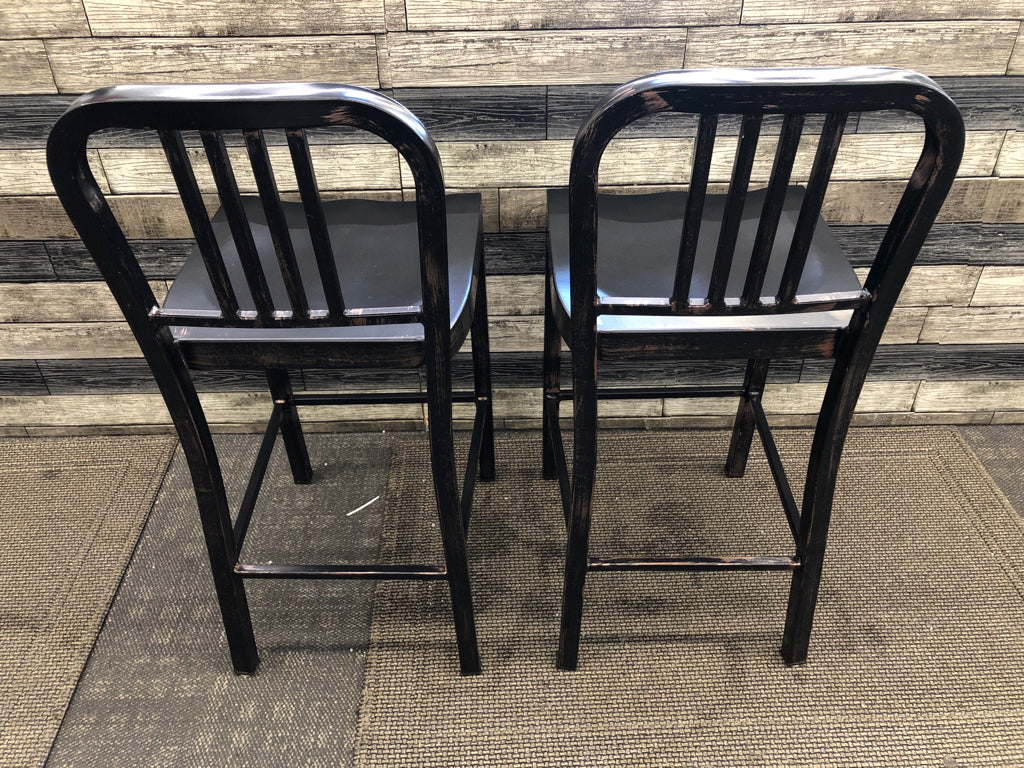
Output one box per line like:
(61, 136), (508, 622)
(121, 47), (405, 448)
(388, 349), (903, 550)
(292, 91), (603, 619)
(48, 83), (450, 334)
(567, 67), (964, 324)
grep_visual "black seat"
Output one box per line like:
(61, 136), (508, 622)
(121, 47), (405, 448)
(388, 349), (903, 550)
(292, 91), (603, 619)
(49, 83), (494, 676)
(542, 67), (964, 670)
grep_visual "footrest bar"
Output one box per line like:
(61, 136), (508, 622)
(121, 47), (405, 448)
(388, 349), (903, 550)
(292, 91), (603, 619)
(236, 563), (448, 580)
(588, 555), (799, 572)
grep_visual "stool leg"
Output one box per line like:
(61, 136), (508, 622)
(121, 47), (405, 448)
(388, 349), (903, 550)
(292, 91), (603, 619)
(542, 278), (563, 482)
(266, 368), (312, 485)
(726, 358), (770, 478)
(471, 252), (495, 481)
(557, 364), (597, 671)
(173, 390), (260, 674)
(782, 357), (860, 665)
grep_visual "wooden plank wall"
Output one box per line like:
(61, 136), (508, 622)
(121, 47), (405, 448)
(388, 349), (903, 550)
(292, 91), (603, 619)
(1, 1), (1023, 434)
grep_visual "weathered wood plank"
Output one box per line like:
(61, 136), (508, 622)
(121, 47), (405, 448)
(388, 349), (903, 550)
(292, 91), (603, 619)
(404, 0), (737, 30)
(915, 380), (1024, 413)
(392, 86), (546, 141)
(385, 30), (687, 87)
(685, 22), (1019, 76)
(98, 144), (401, 194)
(375, 33), (394, 90)
(833, 222), (1024, 267)
(802, 343), (1024, 382)
(44, 36), (380, 92)
(971, 266), (1024, 306)
(499, 188), (548, 231)
(1010, 24), (1024, 75)
(0, 392), (422, 427)
(983, 178), (1024, 222)
(741, 0), (1024, 24)
(920, 306), (1024, 344)
(0, 322), (140, 359)
(0, 241), (56, 281)
(0, 149), (108, 195)
(0, 361), (48, 394)
(853, 265), (982, 307)
(45, 238), (192, 280)
(0, 281), (166, 322)
(483, 231), (545, 274)
(878, 307), (928, 344)
(0, 95), (75, 149)
(3, 193), (405, 240)
(857, 77), (1024, 133)
(0, 0), (89, 38)
(0, 196), (78, 239)
(384, 0), (407, 31)
(0, 42), (57, 95)
(81, 0), (385, 36)
(996, 131), (1024, 177)
(485, 274), (543, 316)
(664, 380), (919, 416)
(823, 179), (992, 224)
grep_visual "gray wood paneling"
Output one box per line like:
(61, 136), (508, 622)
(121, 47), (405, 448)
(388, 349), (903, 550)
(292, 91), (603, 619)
(44, 36), (381, 93)
(405, 0), (737, 30)
(384, 30), (687, 87)
(393, 86), (546, 140)
(833, 223), (1024, 267)
(0, 41), (57, 95)
(81, 0), (386, 36)
(971, 266), (1024, 306)
(0, 95), (75, 149)
(45, 238), (191, 280)
(483, 231), (545, 274)
(684, 22), (1019, 75)
(857, 77), (1024, 133)
(0, 361), (48, 394)
(920, 306), (1024, 344)
(0, 0), (90, 39)
(0, 242), (56, 281)
(741, 0), (1024, 24)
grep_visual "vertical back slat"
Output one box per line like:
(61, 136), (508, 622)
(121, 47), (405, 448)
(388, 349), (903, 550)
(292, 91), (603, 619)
(287, 128), (345, 318)
(200, 129), (275, 322)
(776, 111), (848, 305)
(159, 129), (239, 318)
(741, 113), (806, 307)
(706, 112), (762, 308)
(671, 112), (718, 309)
(243, 129), (308, 319)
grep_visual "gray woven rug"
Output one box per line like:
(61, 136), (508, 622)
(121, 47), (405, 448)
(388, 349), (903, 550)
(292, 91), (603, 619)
(355, 427), (1024, 766)
(0, 436), (177, 768)
(45, 434), (391, 768)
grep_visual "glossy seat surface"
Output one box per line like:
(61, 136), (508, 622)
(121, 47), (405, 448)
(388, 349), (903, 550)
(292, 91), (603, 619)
(166, 193), (481, 343)
(547, 187), (859, 335)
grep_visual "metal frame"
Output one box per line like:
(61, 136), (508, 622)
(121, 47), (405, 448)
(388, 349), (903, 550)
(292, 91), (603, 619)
(48, 83), (495, 676)
(543, 67), (964, 670)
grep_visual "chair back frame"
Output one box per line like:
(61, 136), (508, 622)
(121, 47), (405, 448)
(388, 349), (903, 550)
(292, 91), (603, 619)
(567, 66), (964, 328)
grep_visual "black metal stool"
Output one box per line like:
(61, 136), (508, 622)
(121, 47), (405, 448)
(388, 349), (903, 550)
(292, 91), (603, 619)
(49, 83), (494, 676)
(542, 67), (963, 670)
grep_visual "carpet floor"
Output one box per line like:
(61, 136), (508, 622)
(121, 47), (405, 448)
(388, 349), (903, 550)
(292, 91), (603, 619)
(0, 436), (176, 768)
(44, 434), (391, 768)
(354, 427), (1024, 766)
